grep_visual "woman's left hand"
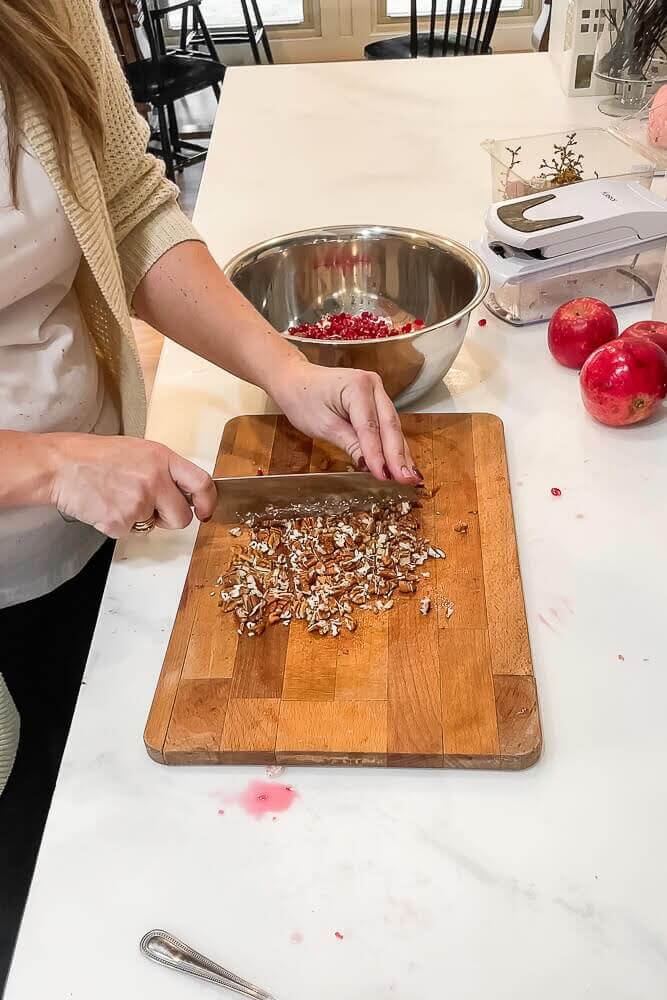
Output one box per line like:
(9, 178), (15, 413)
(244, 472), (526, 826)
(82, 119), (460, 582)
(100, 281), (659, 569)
(270, 358), (422, 484)
(134, 244), (419, 486)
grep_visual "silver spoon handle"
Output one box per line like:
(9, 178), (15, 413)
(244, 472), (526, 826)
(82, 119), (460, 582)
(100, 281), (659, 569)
(140, 930), (279, 1000)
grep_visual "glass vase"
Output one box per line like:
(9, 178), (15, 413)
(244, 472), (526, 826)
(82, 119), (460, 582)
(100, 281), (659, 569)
(593, 0), (667, 117)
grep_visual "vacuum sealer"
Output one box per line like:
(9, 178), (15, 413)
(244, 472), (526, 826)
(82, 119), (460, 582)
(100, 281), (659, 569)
(472, 178), (667, 326)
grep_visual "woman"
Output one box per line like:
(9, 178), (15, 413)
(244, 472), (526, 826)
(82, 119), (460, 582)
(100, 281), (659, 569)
(0, 0), (419, 980)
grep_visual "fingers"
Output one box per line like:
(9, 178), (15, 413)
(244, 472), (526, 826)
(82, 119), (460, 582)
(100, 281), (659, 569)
(341, 373), (421, 483)
(318, 414), (365, 469)
(372, 383), (422, 484)
(122, 447), (214, 533)
(340, 377), (387, 480)
(152, 485), (193, 531)
(168, 452), (217, 522)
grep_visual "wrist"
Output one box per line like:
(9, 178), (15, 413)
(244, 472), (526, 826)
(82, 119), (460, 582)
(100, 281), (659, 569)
(260, 341), (311, 401)
(0, 431), (65, 508)
(31, 433), (66, 506)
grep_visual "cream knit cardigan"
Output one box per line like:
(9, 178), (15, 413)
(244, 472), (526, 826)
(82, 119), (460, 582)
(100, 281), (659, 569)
(22, 0), (200, 438)
(0, 0), (200, 793)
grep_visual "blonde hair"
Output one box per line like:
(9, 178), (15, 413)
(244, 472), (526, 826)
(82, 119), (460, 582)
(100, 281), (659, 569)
(0, 0), (104, 204)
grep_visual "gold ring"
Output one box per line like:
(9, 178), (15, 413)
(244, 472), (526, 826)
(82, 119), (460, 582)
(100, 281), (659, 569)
(132, 514), (157, 534)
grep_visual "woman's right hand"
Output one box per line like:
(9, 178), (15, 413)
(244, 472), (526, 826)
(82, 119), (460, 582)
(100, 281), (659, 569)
(46, 434), (217, 538)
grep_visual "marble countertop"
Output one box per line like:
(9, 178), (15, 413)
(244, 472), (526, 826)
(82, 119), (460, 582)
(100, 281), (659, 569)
(6, 54), (667, 999)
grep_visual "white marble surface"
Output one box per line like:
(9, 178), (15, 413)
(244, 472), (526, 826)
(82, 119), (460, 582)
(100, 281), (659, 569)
(6, 55), (667, 999)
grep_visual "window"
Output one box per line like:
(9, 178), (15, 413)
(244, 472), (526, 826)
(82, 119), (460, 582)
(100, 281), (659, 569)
(384, 0), (527, 18)
(170, 0), (306, 29)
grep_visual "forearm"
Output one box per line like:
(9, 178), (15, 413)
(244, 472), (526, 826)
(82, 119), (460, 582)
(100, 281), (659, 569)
(0, 431), (56, 508)
(132, 241), (307, 395)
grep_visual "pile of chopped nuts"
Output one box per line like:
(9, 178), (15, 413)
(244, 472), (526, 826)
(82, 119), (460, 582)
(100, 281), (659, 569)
(214, 501), (446, 638)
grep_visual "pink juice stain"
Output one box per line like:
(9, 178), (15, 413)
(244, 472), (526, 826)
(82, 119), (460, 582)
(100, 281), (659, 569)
(237, 780), (298, 819)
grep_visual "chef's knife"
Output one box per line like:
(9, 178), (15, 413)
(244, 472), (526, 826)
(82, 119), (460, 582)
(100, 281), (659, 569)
(202, 471), (420, 524)
(58, 472), (418, 530)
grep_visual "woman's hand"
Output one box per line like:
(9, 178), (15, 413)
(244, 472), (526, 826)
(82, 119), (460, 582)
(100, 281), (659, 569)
(46, 434), (216, 538)
(134, 246), (421, 485)
(269, 358), (422, 484)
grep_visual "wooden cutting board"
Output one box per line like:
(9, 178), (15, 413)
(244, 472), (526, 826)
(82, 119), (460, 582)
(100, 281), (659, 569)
(145, 414), (541, 769)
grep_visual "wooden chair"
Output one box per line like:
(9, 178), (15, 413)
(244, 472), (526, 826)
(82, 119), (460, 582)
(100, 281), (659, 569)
(531, 0), (551, 52)
(166, 0), (274, 66)
(100, 0), (143, 65)
(117, 0), (226, 180)
(364, 0), (502, 59)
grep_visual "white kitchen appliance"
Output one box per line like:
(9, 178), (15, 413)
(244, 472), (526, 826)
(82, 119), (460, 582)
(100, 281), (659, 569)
(549, 0), (612, 97)
(473, 178), (667, 325)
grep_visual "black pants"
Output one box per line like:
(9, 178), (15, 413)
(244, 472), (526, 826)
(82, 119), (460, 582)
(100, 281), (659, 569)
(0, 541), (114, 994)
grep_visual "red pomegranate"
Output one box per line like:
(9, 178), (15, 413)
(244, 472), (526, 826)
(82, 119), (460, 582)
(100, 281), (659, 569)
(548, 298), (618, 369)
(579, 337), (667, 426)
(620, 320), (667, 356)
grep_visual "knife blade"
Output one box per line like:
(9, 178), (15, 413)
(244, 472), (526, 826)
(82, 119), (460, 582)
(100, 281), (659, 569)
(205, 472), (420, 524)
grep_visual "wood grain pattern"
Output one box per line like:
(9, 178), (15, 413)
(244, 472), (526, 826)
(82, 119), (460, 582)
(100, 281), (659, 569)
(221, 698), (281, 764)
(276, 701), (387, 765)
(433, 414), (487, 629)
(440, 628), (499, 758)
(335, 615), (387, 702)
(387, 414), (442, 767)
(494, 674), (541, 769)
(164, 679), (231, 764)
(472, 415), (532, 676)
(144, 414), (541, 769)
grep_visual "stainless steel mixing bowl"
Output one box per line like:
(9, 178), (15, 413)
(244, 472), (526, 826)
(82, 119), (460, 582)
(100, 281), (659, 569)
(224, 225), (490, 407)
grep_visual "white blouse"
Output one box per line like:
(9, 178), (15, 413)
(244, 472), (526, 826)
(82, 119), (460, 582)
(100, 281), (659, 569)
(0, 99), (119, 609)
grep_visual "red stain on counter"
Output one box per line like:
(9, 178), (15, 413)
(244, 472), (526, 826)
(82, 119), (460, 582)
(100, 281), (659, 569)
(237, 780), (298, 819)
(290, 932), (304, 944)
(217, 809), (225, 816)
(334, 931), (344, 940)
(538, 613), (556, 633)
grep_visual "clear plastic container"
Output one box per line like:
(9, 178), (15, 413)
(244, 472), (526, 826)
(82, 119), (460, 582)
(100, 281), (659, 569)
(480, 241), (667, 326)
(483, 127), (656, 202)
(608, 99), (667, 170)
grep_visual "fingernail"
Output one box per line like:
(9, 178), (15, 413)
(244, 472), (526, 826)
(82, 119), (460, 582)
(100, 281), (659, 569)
(356, 457), (368, 472)
(382, 464), (391, 480)
(412, 466), (424, 481)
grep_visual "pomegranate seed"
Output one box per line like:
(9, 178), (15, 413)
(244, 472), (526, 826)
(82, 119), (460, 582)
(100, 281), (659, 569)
(478, 318), (487, 327)
(551, 487), (562, 496)
(257, 468), (265, 476)
(287, 311), (420, 342)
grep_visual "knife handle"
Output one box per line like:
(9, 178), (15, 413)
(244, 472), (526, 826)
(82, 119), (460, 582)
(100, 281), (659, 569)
(140, 930), (278, 999)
